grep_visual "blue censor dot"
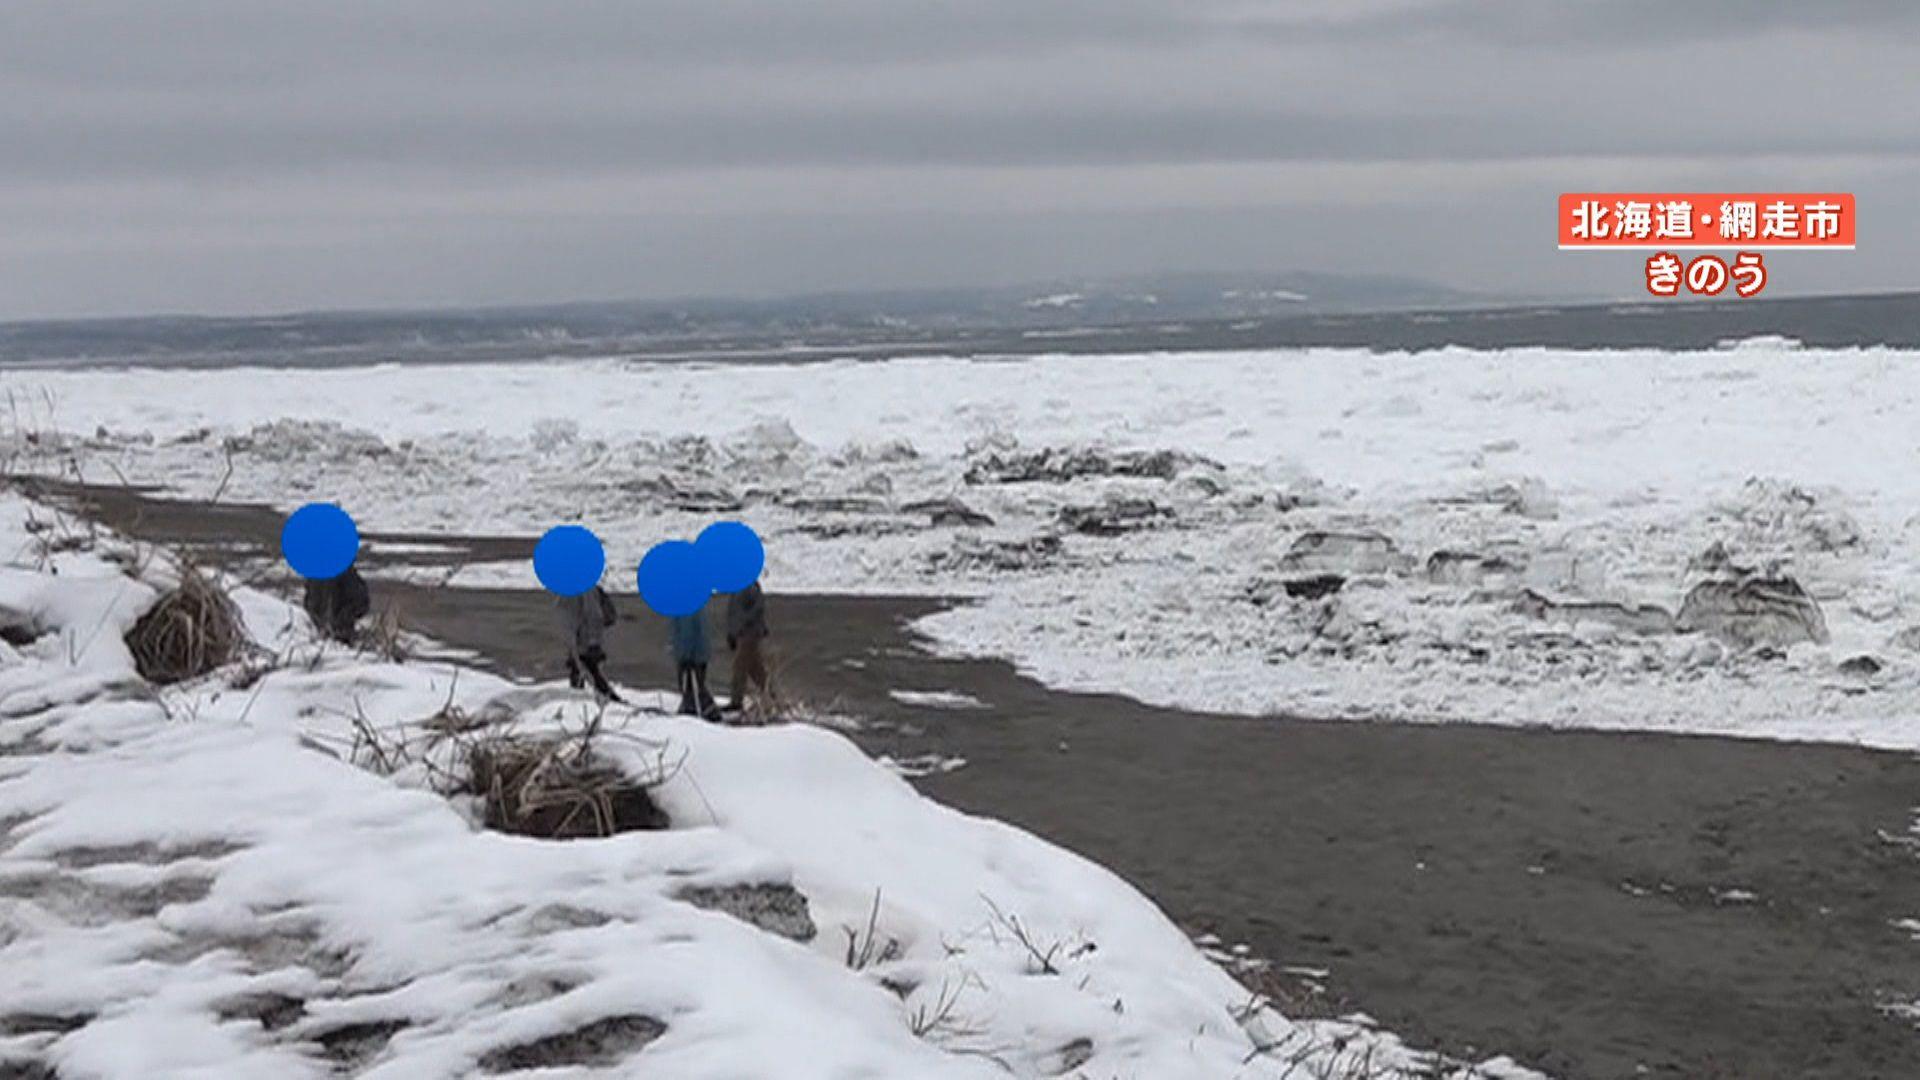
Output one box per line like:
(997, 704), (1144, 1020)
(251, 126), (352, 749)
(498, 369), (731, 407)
(533, 525), (607, 597)
(281, 502), (360, 581)
(638, 540), (711, 617)
(696, 521), (765, 593)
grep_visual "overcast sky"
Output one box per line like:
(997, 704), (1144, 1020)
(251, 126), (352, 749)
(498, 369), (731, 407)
(5, 0), (1917, 319)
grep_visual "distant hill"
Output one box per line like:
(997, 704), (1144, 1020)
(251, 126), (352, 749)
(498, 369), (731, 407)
(17, 274), (1909, 368)
(0, 271), (1497, 366)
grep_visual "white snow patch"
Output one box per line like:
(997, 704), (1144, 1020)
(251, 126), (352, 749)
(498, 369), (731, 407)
(876, 753), (969, 778)
(1022, 293), (1084, 310)
(888, 689), (990, 710)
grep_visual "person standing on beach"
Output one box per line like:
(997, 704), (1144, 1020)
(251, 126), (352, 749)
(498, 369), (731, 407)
(303, 565), (370, 644)
(724, 580), (771, 714)
(670, 602), (722, 720)
(558, 584), (622, 702)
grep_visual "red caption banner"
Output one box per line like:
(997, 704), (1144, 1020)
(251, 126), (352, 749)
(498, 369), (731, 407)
(1558, 193), (1855, 249)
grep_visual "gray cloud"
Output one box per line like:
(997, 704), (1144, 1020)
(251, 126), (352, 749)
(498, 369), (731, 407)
(1363, 0), (1920, 44)
(1, 1), (1215, 81)
(1, 0), (1914, 318)
(7, 105), (1917, 182)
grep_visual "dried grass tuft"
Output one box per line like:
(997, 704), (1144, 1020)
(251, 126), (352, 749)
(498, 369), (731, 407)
(328, 687), (681, 840)
(126, 565), (246, 685)
(466, 729), (672, 839)
(361, 600), (408, 662)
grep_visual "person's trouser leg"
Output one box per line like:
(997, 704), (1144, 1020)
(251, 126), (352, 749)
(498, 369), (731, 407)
(728, 640), (751, 709)
(677, 663), (699, 715)
(731, 636), (768, 711)
(582, 650), (621, 702)
(746, 638), (770, 696)
(567, 655), (586, 689)
(692, 663), (719, 719)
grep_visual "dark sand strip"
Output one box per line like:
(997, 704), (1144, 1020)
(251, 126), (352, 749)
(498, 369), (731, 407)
(30, 478), (1920, 1080)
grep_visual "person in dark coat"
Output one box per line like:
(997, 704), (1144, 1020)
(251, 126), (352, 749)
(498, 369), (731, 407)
(724, 581), (771, 714)
(303, 566), (370, 644)
(669, 603), (721, 720)
(558, 585), (622, 702)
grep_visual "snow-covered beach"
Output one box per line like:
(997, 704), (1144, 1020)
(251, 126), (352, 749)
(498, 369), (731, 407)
(14, 341), (1920, 748)
(10, 340), (1920, 1077)
(12, 0), (1920, 1073)
(0, 486), (1546, 1078)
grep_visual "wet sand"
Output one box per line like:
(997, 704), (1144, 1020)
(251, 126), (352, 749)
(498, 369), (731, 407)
(30, 478), (1920, 1080)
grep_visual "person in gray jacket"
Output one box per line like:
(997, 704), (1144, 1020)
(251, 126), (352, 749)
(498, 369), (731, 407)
(724, 580), (771, 714)
(558, 585), (622, 702)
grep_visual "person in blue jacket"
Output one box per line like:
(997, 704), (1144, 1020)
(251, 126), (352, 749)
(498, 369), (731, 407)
(669, 602), (722, 720)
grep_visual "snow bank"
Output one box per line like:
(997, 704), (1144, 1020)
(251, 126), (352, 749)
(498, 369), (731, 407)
(0, 489), (1529, 1078)
(14, 343), (1917, 745)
